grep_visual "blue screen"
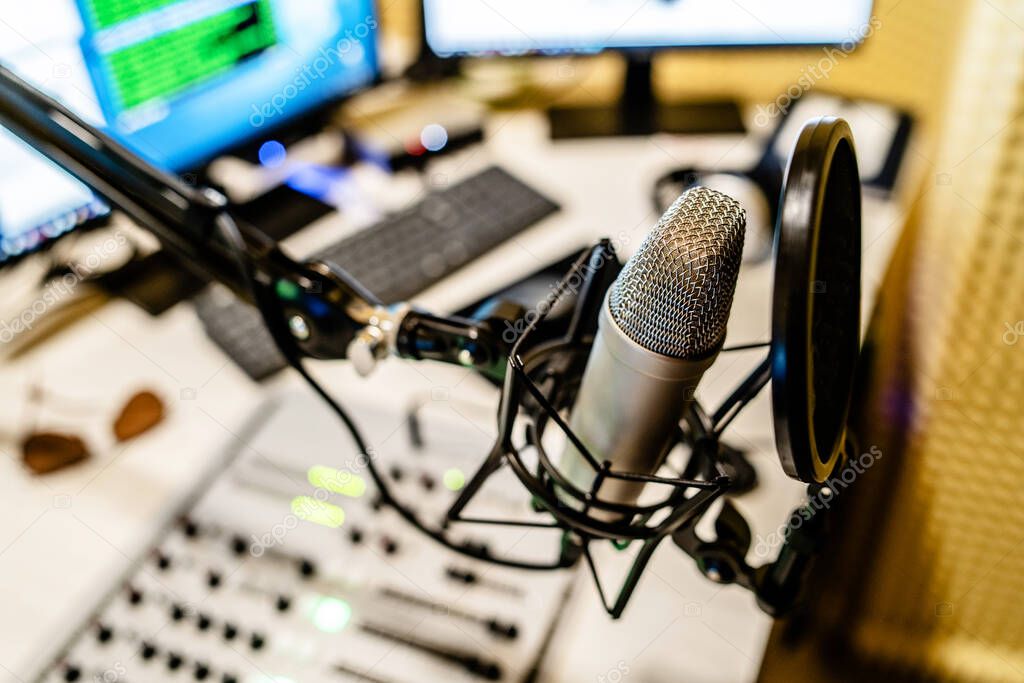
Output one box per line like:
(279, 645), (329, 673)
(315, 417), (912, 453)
(0, 0), (377, 262)
(75, 0), (379, 170)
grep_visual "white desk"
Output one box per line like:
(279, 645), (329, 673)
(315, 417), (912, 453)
(0, 110), (906, 683)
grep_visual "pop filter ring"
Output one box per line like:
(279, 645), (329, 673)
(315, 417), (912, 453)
(771, 117), (862, 483)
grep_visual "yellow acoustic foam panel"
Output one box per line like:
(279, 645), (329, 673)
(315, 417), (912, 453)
(385, 1), (969, 140)
(847, 1), (1024, 677)
(760, 1), (1024, 680)
(657, 0), (969, 119)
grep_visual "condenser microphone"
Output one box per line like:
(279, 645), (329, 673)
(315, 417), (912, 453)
(559, 187), (746, 516)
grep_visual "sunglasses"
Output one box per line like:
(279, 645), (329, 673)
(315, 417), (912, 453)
(21, 390), (165, 475)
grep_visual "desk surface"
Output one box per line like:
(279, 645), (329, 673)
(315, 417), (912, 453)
(0, 109), (907, 683)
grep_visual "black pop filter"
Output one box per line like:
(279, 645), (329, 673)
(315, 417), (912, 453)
(771, 117), (862, 483)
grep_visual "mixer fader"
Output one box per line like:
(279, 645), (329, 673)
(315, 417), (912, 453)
(38, 386), (574, 683)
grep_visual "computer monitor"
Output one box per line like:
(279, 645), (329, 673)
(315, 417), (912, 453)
(0, 2), (112, 265)
(0, 129), (109, 265)
(422, 0), (875, 138)
(424, 0), (875, 55)
(0, 0), (378, 264)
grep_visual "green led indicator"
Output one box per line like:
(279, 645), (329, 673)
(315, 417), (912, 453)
(290, 496), (345, 528)
(310, 596), (352, 633)
(307, 466), (367, 498)
(443, 468), (466, 491)
(86, 0), (179, 29)
(276, 279), (301, 301)
(100, 0), (280, 110)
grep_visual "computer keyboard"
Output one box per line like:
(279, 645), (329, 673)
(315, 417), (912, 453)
(195, 165), (560, 380)
(314, 165), (560, 304)
(194, 284), (289, 381)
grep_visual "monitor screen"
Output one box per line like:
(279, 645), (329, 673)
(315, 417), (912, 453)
(0, 130), (108, 264)
(0, 0), (377, 263)
(424, 0), (875, 56)
(0, 2), (111, 264)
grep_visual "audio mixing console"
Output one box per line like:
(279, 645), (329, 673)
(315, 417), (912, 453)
(37, 386), (573, 683)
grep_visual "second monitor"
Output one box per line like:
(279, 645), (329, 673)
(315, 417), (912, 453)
(0, 0), (378, 263)
(423, 0), (875, 137)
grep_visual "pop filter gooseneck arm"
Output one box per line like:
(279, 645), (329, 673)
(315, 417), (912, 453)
(674, 117), (862, 616)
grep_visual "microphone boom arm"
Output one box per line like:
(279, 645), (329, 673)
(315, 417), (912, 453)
(0, 65), (507, 374)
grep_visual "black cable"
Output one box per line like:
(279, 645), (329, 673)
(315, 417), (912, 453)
(212, 213), (375, 473)
(211, 212), (562, 571)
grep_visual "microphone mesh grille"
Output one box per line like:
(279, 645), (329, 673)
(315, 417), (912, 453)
(609, 187), (746, 359)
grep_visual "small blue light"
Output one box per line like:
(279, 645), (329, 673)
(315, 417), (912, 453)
(259, 140), (287, 168)
(420, 124), (449, 152)
(305, 296), (330, 319)
(287, 165), (349, 202)
(352, 139), (391, 171)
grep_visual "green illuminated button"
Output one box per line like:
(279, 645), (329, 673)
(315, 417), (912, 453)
(290, 496), (345, 528)
(307, 466), (367, 498)
(310, 597), (352, 633)
(275, 279), (301, 301)
(443, 468), (466, 491)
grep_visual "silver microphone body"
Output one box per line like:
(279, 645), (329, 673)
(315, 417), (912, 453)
(560, 299), (719, 509)
(558, 187), (746, 515)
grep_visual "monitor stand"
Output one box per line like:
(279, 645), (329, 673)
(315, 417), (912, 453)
(404, 4), (464, 84)
(547, 54), (745, 139)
